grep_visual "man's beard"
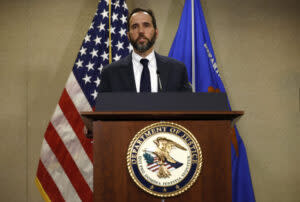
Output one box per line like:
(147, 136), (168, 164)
(129, 32), (156, 53)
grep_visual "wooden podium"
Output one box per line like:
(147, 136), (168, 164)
(82, 110), (243, 202)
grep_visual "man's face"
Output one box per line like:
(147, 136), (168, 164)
(127, 11), (158, 54)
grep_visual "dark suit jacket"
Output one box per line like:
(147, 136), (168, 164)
(98, 52), (192, 92)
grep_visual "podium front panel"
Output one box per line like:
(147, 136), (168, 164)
(93, 120), (231, 202)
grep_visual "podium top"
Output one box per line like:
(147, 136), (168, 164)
(95, 92), (230, 111)
(81, 111), (244, 121)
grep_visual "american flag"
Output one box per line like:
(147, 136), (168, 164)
(144, 154), (183, 172)
(147, 157), (177, 172)
(35, 0), (131, 201)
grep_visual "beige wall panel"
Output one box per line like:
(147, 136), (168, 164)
(0, 1), (28, 201)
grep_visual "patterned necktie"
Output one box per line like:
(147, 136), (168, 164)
(140, 58), (151, 92)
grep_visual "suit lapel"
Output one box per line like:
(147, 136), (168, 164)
(155, 52), (169, 91)
(120, 54), (137, 92)
(119, 52), (170, 92)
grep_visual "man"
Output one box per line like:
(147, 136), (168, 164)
(99, 8), (191, 93)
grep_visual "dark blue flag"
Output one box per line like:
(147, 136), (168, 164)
(169, 0), (255, 201)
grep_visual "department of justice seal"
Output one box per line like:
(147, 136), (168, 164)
(127, 122), (202, 197)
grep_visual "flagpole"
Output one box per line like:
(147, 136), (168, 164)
(108, 0), (112, 64)
(191, 0), (195, 92)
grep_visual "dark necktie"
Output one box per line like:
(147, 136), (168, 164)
(140, 58), (151, 92)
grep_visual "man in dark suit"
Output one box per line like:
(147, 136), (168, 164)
(99, 8), (192, 93)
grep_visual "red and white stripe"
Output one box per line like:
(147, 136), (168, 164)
(147, 158), (175, 172)
(36, 72), (93, 202)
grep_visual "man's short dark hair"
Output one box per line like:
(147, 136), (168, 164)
(127, 8), (157, 31)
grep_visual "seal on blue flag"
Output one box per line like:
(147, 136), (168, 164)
(127, 122), (202, 197)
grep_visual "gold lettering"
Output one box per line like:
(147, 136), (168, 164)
(170, 128), (180, 135)
(156, 127), (162, 133)
(192, 154), (198, 161)
(139, 136), (145, 142)
(132, 148), (137, 154)
(192, 159), (198, 164)
(144, 131), (152, 137)
(189, 143), (195, 150)
(181, 133), (191, 142)
(134, 144), (140, 151)
(187, 139), (194, 145)
(141, 134), (147, 140)
(150, 128), (156, 134)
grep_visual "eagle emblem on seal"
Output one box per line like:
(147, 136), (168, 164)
(144, 137), (187, 178)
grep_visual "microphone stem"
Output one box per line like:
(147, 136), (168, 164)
(157, 71), (163, 92)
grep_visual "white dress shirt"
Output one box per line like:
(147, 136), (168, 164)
(132, 50), (158, 93)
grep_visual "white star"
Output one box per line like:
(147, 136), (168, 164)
(89, 22), (94, 30)
(75, 59), (83, 68)
(119, 28), (126, 37)
(120, 15), (127, 24)
(127, 44), (133, 52)
(90, 49), (98, 58)
(104, 0), (109, 5)
(94, 77), (101, 87)
(82, 74), (91, 84)
(91, 90), (98, 100)
(86, 62), (94, 71)
(101, 51), (109, 61)
(98, 64), (103, 73)
(98, 23), (105, 32)
(105, 38), (113, 48)
(84, 34), (91, 43)
(115, 41), (124, 51)
(112, 13), (118, 22)
(100, 10), (108, 19)
(94, 36), (101, 45)
(113, 54), (121, 61)
(113, 1), (120, 8)
(79, 47), (87, 56)
(110, 26), (116, 34)
(122, 1), (128, 10)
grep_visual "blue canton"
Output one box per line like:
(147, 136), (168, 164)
(72, 0), (131, 107)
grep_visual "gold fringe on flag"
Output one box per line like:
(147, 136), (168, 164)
(35, 177), (51, 202)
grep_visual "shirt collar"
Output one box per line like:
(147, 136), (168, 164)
(132, 50), (155, 64)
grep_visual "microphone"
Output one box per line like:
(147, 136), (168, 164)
(156, 70), (163, 92)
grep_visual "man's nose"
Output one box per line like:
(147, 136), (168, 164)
(138, 26), (145, 34)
